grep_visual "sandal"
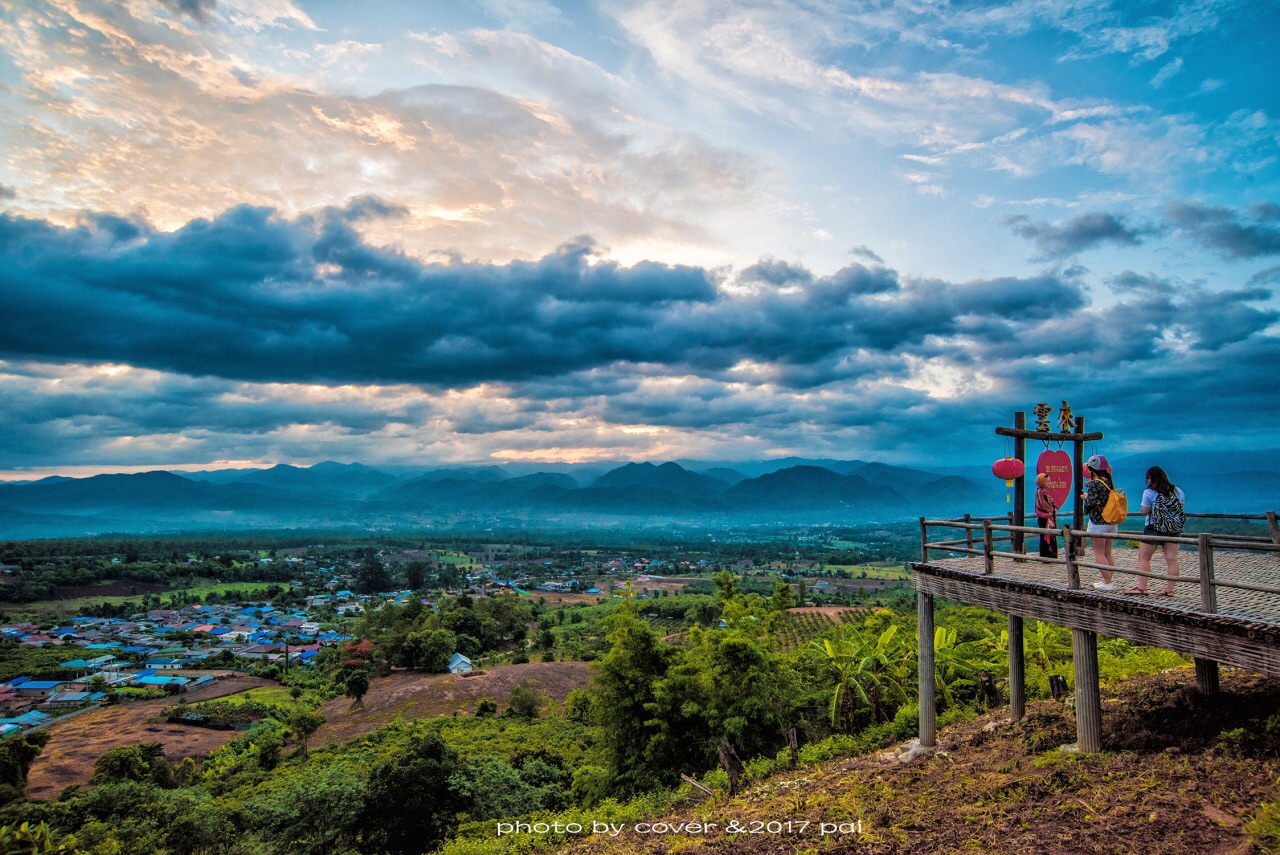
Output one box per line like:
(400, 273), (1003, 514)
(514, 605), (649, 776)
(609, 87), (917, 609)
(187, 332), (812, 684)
(1122, 588), (1148, 595)
(1158, 587), (1175, 597)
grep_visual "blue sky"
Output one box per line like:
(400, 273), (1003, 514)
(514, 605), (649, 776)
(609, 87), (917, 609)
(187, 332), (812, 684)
(0, 0), (1277, 477)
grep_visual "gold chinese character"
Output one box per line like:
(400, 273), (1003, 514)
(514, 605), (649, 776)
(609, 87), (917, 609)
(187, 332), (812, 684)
(1033, 402), (1052, 432)
(1057, 401), (1075, 433)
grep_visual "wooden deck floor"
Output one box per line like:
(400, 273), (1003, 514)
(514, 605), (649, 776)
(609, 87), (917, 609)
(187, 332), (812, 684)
(922, 547), (1280, 625)
(914, 548), (1280, 674)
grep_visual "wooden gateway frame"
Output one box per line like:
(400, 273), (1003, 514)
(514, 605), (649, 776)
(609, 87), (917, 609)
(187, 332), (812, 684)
(913, 411), (1280, 754)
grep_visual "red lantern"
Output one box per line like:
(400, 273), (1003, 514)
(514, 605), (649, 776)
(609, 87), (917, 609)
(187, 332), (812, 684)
(992, 457), (1025, 485)
(993, 457), (1024, 503)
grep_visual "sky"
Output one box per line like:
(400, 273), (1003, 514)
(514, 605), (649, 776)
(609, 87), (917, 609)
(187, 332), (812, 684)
(1, 0), (1278, 478)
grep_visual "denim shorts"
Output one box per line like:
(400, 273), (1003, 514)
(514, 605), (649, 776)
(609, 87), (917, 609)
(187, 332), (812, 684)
(1087, 522), (1117, 534)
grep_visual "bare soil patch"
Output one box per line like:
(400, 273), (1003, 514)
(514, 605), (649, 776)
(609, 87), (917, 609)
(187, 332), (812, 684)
(787, 606), (869, 618)
(25, 675), (274, 800)
(311, 661), (591, 748)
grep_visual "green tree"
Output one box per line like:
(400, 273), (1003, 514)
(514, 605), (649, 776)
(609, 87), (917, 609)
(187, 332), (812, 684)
(359, 732), (463, 855)
(0, 732), (50, 805)
(506, 680), (544, 720)
(592, 607), (671, 793)
(344, 671), (370, 704)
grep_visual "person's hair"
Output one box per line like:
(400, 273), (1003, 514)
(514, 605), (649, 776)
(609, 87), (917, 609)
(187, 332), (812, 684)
(1088, 467), (1113, 489)
(1146, 466), (1176, 497)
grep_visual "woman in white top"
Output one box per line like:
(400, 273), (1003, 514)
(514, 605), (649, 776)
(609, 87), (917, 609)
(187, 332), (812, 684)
(1125, 466), (1186, 596)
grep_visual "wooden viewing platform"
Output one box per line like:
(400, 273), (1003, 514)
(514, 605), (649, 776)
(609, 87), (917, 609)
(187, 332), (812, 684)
(913, 512), (1280, 753)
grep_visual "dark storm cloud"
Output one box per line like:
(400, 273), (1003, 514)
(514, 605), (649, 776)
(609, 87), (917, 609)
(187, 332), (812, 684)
(849, 245), (885, 265)
(1167, 201), (1280, 258)
(4, 204), (1279, 469)
(159, 0), (217, 24)
(0, 205), (1099, 390)
(1005, 212), (1151, 259)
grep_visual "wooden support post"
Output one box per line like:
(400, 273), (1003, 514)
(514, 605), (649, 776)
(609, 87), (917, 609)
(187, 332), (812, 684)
(918, 591), (936, 748)
(1268, 511), (1280, 551)
(1063, 526), (1079, 589)
(982, 520), (994, 575)
(1072, 417), (1086, 557)
(1071, 627), (1102, 752)
(1195, 658), (1220, 696)
(1008, 615), (1025, 721)
(919, 516), (929, 562)
(1196, 533), (1220, 695)
(1013, 411), (1026, 555)
(964, 513), (973, 551)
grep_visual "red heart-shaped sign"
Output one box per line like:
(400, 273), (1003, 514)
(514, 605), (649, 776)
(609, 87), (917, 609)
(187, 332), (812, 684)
(1036, 449), (1073, 509)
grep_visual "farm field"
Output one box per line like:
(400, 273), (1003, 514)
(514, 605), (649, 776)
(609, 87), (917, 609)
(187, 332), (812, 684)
(24, 674), (275, 799)
(823, 563), (910, 580)
(309, 661), (591, 749)
(775, 606), (869, 651)
(2, 580), (288, 620)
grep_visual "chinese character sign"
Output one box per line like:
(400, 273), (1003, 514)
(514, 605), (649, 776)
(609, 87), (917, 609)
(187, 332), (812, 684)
(1036, 449), (1072, 509)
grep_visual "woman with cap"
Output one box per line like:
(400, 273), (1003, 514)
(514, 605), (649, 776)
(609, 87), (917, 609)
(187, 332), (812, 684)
(1125, 466), (1186, 596)
(1081, 454), (1118, 590)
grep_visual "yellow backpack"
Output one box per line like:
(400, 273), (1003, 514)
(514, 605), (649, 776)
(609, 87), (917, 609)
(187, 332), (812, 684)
(1101, 485), (1128, 525)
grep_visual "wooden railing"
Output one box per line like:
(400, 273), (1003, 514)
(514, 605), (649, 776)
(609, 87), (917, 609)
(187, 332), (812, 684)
(918, 511), (1280, 611)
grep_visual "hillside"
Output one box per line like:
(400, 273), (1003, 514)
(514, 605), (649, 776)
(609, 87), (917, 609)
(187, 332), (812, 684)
(310, 662), (591, 748)
(544, 668), (1280, 855)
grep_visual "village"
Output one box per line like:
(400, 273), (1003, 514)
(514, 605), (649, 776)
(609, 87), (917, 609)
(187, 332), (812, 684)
(0, 531), (913, 741)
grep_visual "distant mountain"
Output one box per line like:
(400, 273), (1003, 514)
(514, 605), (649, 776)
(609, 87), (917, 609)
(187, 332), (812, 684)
(3, 452), (1270, 539)
(725, 466), (908, 511)
(235, 462), (399, 498)
(0, 471), (220, 514)
(700, 467), (748, 485)
(592, 462), (727, 498)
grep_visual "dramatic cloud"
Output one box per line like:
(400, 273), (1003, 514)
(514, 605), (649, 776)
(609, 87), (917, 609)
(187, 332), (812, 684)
(1, 205), (1276, 471)
(1005, 212), (1152, 259)
(1166, 201), (1280, 258)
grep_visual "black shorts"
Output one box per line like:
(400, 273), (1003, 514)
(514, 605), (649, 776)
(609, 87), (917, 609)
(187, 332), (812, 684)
(1144, 525), (1183, 537)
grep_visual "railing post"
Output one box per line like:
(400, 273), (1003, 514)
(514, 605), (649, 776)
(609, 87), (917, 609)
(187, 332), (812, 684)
(964, 513), (973, 551)
(1063, 526), (1079, 589)
(919, 517), (929, 563)
(1268, 511), (1280, 552)
(1198, 533), (1217, 614)
(982, 520), (994, 575)
(1195, 533), (1220, 696)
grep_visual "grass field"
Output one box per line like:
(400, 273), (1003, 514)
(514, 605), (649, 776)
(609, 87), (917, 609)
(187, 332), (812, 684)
(3, 580), (289, 620)
(823, 563), (910, 580)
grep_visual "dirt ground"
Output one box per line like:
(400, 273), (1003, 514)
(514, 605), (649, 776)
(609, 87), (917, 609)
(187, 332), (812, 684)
(25, 675), (273, 800)
(566, 668), (1280, 855)
(788, 606), (869, 618)
(310, 661), (592, 748)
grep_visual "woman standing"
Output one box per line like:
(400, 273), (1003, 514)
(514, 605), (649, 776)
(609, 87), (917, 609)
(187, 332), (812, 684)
(1126, 466), (1186, 596)
(1082, 454), (1118, 589)
(1034, 472), (1059, 558)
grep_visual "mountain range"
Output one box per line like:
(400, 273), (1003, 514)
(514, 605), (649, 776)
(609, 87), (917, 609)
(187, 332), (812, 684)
(0, 452), (1275, 539)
